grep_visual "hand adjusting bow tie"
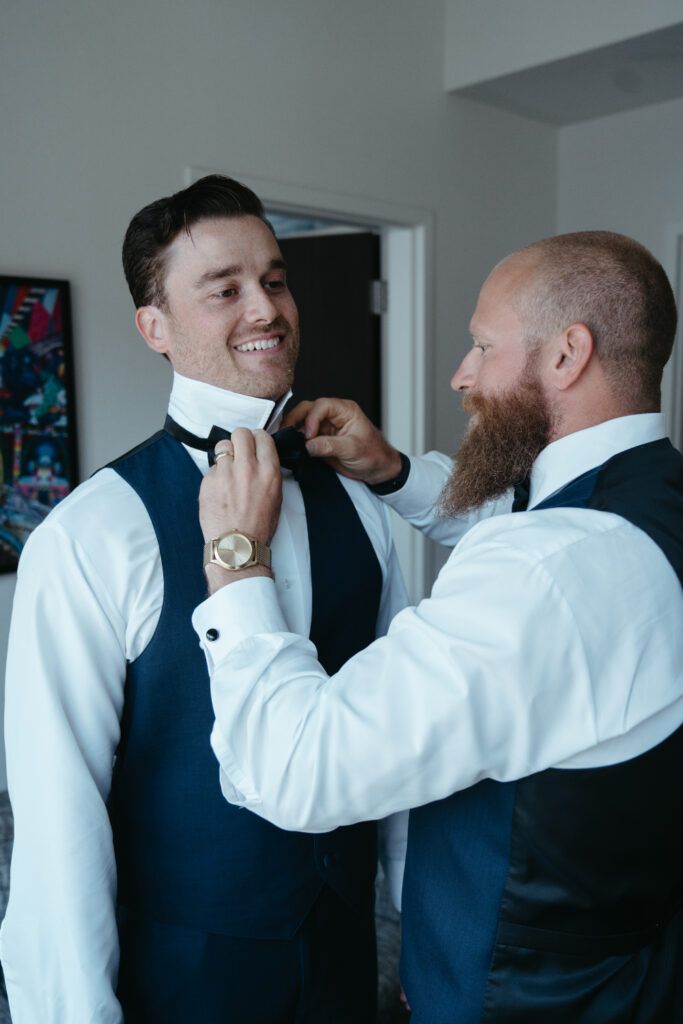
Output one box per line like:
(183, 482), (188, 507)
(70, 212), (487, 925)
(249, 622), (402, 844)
(164, 415), (308, 477)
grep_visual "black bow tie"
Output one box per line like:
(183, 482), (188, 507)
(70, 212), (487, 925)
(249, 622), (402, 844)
(164, 415), (308, 476)
(512, 476), (531, 513)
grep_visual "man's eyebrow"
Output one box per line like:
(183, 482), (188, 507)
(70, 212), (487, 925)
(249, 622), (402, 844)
(194, 264), (242, 289)
(194, 258), (287, 290)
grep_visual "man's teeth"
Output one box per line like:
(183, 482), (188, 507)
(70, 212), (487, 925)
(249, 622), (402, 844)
(235, 338), (281, 352)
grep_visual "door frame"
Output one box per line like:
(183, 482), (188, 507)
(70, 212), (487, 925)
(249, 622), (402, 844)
(187, 166), (433, 601)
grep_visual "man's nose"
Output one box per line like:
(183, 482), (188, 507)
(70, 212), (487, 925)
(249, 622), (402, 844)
(451, 350), (477, 392)
(244, 287), (279, 323)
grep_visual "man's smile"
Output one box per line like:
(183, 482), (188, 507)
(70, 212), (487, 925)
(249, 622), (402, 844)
(234, 332), (285, 353)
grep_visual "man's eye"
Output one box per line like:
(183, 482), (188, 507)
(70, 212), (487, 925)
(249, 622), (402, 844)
(265, 279), (286, 291)
(216, 288), (237, 298)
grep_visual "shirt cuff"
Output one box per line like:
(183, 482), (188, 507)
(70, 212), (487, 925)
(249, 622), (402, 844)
(192, 575), (288, 668)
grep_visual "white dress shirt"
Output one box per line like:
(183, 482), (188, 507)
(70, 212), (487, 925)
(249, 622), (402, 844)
(195, 413), (683, 837)
(0, 372), (409, 1024)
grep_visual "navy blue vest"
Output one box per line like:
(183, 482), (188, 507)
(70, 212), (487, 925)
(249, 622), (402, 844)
(106, 432), (382, 938)
(402, 438), (683, 1023)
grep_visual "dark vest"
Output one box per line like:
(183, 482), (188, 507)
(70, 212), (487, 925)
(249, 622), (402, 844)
(402, 438), (683, 1023)
(106, 431), (382, 938)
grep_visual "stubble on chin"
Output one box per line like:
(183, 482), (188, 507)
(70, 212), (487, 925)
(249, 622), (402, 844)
(232, 322), (300, 400)
(438, 376), (553, 517)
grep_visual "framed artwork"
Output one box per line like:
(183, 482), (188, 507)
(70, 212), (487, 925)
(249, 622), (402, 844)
(0, 276), (78, 572)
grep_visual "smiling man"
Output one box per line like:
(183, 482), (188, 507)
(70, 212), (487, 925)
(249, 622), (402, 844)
(138, 214), (299, 398)
(1, 175), (409, 1023)
(196, 231), (683, 1023)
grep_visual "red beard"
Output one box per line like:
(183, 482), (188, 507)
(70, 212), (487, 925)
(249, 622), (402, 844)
(439, 369), (554, 516)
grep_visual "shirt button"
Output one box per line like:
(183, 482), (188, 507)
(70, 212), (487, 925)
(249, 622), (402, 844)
(280, 578), (292, 590)
(206, 628), (219, 642)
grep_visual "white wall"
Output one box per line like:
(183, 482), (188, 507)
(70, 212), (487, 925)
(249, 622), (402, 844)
(0, 0), (557, 788)
(558, 94), (683, 246)
(557, 94), (683, 443)
(444, 0), (683, 89)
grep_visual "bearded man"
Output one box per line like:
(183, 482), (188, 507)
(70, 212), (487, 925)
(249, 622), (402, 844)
(193, 231), (683, 1023)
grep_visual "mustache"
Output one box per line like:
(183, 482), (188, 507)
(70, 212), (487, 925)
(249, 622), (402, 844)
(462, 392), (484, 418)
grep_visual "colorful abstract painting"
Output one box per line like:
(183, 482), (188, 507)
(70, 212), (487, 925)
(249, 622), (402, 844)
(0, 277), (77, 572)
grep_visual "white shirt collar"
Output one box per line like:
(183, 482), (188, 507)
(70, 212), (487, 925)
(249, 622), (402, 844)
(167, 372), (292, 437)
(530, 413), (668, 508)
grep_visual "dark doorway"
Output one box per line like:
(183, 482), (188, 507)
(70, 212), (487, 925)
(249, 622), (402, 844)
(279, 232), (382, 426)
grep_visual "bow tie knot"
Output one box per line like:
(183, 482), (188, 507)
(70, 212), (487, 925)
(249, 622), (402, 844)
(270, 426), (308, 474)
(207, 424), (307, 474)
(164, 416), (308, 477)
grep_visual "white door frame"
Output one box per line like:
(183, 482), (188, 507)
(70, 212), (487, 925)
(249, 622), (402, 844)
(187, 166), (434, 601)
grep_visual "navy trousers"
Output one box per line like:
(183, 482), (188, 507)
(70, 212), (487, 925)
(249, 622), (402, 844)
(116, 884), (377, 1023)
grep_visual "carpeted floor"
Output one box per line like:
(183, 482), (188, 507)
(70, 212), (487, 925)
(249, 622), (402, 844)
(0, 792), (408, 1022)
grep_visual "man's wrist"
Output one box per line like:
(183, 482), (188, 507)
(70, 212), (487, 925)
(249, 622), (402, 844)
(202, 528), (274, 594)
(204, 563), (273, 595)
(203, 529), (272, 569)
(366, 451), (411, 495)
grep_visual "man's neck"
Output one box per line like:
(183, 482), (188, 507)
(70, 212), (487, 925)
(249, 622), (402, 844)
(168, 372), (291, 435)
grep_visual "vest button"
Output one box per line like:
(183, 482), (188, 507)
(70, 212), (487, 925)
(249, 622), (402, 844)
(323, 854), (334, 869)
(206, 627), (220, 642)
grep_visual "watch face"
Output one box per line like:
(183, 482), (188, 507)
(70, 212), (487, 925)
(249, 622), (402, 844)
(215, 531), (254, 569)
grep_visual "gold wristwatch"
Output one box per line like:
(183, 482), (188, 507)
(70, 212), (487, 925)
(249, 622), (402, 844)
(203, 530), (272, 571)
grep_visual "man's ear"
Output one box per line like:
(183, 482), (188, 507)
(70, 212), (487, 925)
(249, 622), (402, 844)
(548, 322), (594, 392)
(135, 306), (169, 356)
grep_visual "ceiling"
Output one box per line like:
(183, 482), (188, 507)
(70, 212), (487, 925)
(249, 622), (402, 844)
(452, 22), (683, 125)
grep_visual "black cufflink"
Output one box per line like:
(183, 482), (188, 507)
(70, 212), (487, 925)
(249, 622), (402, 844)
(206, 628), (220, 642)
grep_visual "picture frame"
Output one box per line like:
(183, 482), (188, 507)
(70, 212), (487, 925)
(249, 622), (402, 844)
(0, 275), (78, 572)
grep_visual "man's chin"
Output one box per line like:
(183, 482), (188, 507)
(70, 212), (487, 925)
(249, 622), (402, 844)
(218, 365), (295, 402)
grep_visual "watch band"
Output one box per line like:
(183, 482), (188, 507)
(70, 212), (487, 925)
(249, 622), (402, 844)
(367, 451), (411, 495)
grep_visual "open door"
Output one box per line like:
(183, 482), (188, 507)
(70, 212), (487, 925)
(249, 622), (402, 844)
(279, 232), (382, 425)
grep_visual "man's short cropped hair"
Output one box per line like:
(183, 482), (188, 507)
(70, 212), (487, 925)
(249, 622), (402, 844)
(122, 175), (271, 310)
(515, 230), (677, 411)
